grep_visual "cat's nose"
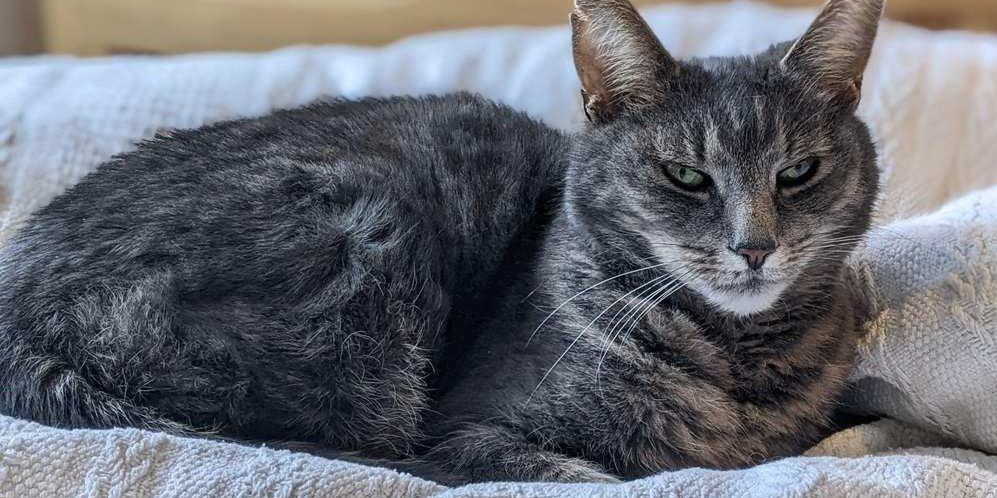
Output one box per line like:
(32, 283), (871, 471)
(730, 243), (776, 271)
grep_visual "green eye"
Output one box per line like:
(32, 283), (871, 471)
(777, 158), (819, 187)
(664, 163), (711, 191)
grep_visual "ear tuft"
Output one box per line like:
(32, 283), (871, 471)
(781, 0), (885, 107)
(571, 0), (678, 123)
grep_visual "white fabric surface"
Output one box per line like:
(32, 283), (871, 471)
(850, 185), (997, 455)
(0, 2), (996, 497)
(2, 416), (996, 498)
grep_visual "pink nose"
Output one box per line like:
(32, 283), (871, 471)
(735, 247), (774, 270)
(730, 244), (775, 270)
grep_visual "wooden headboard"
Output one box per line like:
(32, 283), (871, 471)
(39, 0), (997, 56)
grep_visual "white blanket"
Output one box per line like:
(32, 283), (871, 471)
(0, 3), (995, 497)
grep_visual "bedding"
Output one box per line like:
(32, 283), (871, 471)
(0, 2), (995, 496)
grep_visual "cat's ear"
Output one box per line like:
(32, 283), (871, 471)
(781, 0), (885, 108)
(571, 0), (678, 123)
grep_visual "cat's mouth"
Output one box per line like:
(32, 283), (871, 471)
(702, 279), (789, 316)
(646, 238), (794, 315)
(717, 273), (770, 291)
(692, 271), (791, 316)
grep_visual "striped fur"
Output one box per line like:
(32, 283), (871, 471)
(0, 0), (883, 485)
(429, 0), (882, 482)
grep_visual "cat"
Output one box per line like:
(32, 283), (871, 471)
(0, 0), (882, 485)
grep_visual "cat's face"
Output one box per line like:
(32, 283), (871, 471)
(567, 0), (882, 316)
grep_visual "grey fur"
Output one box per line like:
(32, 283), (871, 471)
(0, 0), (882, 485)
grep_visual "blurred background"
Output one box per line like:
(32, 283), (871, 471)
(1, 0), (996, 57)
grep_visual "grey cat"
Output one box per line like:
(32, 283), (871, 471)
(0, 0), (882, 484)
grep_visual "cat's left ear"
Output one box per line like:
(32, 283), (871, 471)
(571, 0), (679, 124)
(781, 0), (885, 109)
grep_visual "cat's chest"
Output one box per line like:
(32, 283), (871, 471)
(636, 306), (813, 388)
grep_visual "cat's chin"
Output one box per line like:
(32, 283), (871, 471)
(698, 281), (789, 317)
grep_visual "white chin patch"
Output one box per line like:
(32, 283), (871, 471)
(700, 282), (788, 316)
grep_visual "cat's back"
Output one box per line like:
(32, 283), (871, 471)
(0, 92), (566, 450)
(4, 92), (566, 292)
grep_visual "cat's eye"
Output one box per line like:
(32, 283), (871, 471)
(777, 158), (819, 188)
(663, 163), (711, 191)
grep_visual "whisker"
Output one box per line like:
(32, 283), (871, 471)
(596, 270), (694, 379)
(526, 262), (669, 346)
(596, 275), (680, 367)
(591, 273), (675, 359)
(618, 278), (689, 348)
(528, 268), (693, 405)
(603, 272), (684, 349)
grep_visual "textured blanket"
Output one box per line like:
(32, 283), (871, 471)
(1, 2), (996, 497)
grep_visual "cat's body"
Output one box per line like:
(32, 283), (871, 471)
(0, 0), (883, 484)
(0, 94), (568, 459)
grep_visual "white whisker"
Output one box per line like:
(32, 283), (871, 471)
(596, 270), (693, 379)
(527, 268), (686, 406)
(525, 262), (668, 346)
(619, 279), (689, 346)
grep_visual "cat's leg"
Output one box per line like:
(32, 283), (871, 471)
(427, 422), (618, 483)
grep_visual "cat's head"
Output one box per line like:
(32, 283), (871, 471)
(566, 0), (882, 316)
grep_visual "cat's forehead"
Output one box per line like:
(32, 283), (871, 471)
(645, 93), (792, 164)
(691, 41), (792, 82)
(635, 55), (834, 163)
(674, 45), (812, 113)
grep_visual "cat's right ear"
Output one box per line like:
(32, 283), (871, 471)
(571, 0), (678, 124)
(781, 0), (885, 109)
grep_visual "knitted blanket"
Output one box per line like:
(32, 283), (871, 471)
(1, 3), (995, 497)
